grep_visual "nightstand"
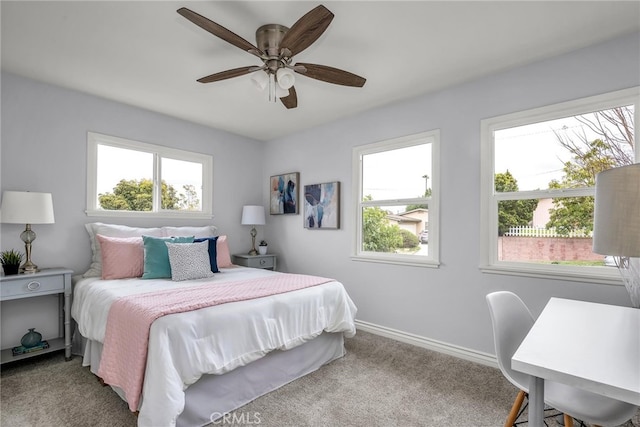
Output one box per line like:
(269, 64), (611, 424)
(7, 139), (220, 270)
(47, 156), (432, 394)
(0, 268), (73, 364)
(232, 254), (277, 271)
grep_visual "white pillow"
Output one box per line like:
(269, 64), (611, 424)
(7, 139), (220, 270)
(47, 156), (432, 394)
(83, 223), (163, 277)
(161, 225), (218, 238)
(166, 241), (215, 281)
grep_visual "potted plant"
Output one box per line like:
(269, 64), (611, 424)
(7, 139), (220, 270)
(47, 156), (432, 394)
(258, 240), (268, 255)
(1, 249), (23, 275)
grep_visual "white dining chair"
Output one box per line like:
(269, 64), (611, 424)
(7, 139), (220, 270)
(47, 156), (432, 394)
(486, 291), (638, 427)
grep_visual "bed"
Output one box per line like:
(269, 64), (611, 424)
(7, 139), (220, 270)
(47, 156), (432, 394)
(71, 223), (357, 427)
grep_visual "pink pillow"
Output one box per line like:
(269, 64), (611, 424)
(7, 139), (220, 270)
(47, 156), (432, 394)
(97, 235), (144, 279)
(216, 235), (233, 268)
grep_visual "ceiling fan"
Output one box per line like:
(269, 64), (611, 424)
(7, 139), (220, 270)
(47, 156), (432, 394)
(177, 4), (366, 109)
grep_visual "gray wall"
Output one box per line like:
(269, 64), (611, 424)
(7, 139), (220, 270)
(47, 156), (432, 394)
(0, 72), (264, 346)
(262, 32), (640, 355)
(1, 32), (638, 355)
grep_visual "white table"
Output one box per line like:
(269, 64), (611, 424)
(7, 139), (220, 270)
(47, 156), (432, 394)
(512, 298), (640, 427)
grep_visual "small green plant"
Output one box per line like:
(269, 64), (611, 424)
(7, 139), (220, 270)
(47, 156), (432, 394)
(1, 249), (23, 266)
(259, 240), (267, 246)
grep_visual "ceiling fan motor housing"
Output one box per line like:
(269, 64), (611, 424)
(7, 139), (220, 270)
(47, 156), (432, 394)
(256, 24), (290, 72)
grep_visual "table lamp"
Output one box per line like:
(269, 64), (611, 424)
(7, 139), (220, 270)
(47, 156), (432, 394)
(241, 205), (265, 255)
(0, 191), (55, 273)
(593, 164), (640, 308)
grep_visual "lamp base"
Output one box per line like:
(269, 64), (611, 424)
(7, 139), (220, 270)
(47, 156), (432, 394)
(248, 226), (258, 256)
(21, 227), (39, 274)
(20, 266), (38, 274)
(20, 260), (38, 274)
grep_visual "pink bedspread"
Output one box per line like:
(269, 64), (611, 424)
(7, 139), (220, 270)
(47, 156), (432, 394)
(97, 273), (332, 411)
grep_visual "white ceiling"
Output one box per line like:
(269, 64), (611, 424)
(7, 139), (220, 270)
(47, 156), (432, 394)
(2, 1), (639, 141)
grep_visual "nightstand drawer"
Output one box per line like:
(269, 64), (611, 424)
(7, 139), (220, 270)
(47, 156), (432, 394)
(247, 256), (274, 269)
(0, 274), (64, 299)
(232, 254), (277, 271)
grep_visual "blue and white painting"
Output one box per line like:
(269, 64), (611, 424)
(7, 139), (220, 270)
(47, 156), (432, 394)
(304, 181), (340, 229)
(270, 172), (299, 214)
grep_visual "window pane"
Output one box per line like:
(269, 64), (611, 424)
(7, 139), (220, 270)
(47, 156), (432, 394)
(495, 105), (634, 192)
(482, 89), (637, 279)
(361, 204), (429, 256)
(96, 144), (153, 211)
(363, 143), (431, 200)
(88, 132), (213, 218)
(354, 130), (438, 265)
(497, 196), (611, 266)
(161, 157), (203, 211)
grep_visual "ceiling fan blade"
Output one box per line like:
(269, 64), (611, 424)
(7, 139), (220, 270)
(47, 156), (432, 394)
(294, 63), (366, 87)
(177, 7), (263, 58)
(280, 5), (334, 56)
(197, 66), (256, 83)
(280, 86), (298, 109)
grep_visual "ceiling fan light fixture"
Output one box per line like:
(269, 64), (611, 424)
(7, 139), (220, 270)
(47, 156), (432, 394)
(268, 72), (277, 102)
(275, 85), (290, 98)
(276, 68), (295, 90)
(251, 71), (269, 91)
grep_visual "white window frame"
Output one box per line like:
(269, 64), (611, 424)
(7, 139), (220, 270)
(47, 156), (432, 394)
(352, 130), (440, 267)
(480, 87), (639, 284)
(86, 132), (213, 219)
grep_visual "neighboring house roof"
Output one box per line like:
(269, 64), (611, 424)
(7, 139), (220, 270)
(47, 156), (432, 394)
(398, 208), (428, 216)
(387, 214), (421, 223)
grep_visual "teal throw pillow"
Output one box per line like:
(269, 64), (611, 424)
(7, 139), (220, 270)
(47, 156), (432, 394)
(142, 235), (194, 279)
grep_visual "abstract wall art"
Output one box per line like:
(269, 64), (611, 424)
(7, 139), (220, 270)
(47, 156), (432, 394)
(303, 181), (340, 229)
(270, 172), (299, 214)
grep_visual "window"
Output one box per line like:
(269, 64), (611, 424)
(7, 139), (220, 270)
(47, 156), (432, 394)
(87, 132), (213, 219)
(352, 130), (439, 267)
(480, 87), (638, 283)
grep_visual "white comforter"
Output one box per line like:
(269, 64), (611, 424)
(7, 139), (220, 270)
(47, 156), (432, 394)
(72, 267), (357, 427)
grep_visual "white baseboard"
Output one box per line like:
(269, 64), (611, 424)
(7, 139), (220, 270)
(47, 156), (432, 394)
(354, 319), (498, 369)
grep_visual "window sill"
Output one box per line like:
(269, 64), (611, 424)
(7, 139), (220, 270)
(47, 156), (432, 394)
(351, 255), (440, 268)
(480, 264), (623, 286)
(85, 209), (213, 220)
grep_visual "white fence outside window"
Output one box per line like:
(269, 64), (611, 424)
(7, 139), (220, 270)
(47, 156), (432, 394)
(505, 226), (591, 238)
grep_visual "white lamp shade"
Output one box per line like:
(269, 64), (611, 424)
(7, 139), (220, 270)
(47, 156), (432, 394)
(241, 205), (265, 226)
(275, 85), (289, 98)
(276, 68), (295, 90)
(0, 191), (55, 224)
(251, 71), (269, 91)
(593, 164), (640, 256)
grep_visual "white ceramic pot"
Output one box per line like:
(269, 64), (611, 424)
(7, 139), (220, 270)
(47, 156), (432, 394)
(258, 246), (267, 255)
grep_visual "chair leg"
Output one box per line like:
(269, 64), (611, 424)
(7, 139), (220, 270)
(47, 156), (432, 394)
(563, 414), (574, 427)
(504, 390), (526, 427)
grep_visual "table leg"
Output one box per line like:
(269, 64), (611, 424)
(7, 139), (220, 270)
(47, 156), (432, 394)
(58, 294), (64, 337)
(528, 376), (545, 427)
(64, 288), (72, 361)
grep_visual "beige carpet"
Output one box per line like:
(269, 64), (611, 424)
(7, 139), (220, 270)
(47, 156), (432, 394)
(1, 331), (638, 426)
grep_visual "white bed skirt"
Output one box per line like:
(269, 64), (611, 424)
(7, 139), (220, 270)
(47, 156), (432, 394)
(76, 331), (346, 427)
